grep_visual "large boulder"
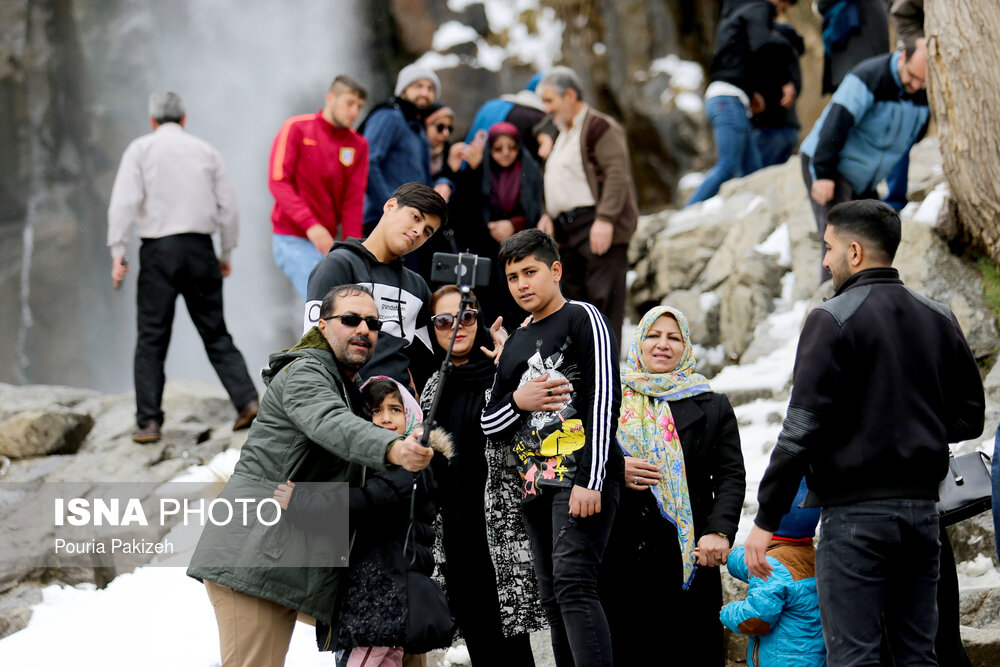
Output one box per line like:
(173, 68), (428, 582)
(0, 383), (99, 421)
(962, 626), (1000, 667)
(0, 409), (94, 458)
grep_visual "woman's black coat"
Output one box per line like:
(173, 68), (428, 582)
(602, 391), (746, 667)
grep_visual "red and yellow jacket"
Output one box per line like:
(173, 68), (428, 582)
(269, 111), (369, 240)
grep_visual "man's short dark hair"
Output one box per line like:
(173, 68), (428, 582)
(319, 284), (374, 319)
(498, 229), (561, 269)
(904, 38), (921, 59)
(330, 74), (367, 101)
(361, 378), (402, 420)
(827, 200), (902, 262)
(391, 182), (448, 227)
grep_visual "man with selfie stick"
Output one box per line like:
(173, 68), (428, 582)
(189, 284), (435, 667)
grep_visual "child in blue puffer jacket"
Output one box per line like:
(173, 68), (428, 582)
(721, 478), (825, 667)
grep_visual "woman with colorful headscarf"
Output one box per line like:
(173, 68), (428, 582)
(601, 305), (746, 666)
(448, 121), (543, 329)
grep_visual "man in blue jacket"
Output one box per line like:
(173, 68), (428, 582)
(361, 64), (453, 238)
(800, 40), (928, 282)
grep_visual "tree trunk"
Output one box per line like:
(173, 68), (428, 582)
(925, 0), (1000, 261)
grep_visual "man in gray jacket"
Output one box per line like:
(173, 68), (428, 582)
(188, 284), (433, 667)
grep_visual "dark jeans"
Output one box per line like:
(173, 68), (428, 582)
(553, 208), (626, 348)
(817, 499), (940, 667)
(521, 483), (619, 667)
(135, 234), (257, 426)
(686, 95), (762, 205)
(883, 150), (910, 212)
(754, 126), (800, 168)
(879, 525), (971, 667)
(800, 154), (878, 284)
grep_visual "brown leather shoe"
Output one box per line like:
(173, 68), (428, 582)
(233, 400), (259, 431)
(132, 422), (162, 444)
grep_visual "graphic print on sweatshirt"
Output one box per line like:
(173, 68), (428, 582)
(511, 340), (585, 498)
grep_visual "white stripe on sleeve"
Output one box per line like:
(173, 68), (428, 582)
(573, 301), (614, 491)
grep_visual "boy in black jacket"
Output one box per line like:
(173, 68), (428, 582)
(481, 229), (621, 667)
(305, 182), (447, 393)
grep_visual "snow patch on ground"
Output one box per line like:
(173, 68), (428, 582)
(711, 333), (797, 395)
(912, 182), (949, 226)
(443, 643), (472, 666)
(0, 568), (339, 666)
(170, 448), (241, 483)
(957, 554), (1000, 590)
(651, 55), (705, 112)
(650, 54), (704, 91)
(754, 223), (792, 268)
(677, 171), (706, 192)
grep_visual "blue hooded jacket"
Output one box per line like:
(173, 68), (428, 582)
(722, 480), (824, 666)
(722, 544), (826, 666)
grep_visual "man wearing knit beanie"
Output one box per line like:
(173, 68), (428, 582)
(359, 62), (454, 277)
(394, 63), (441, 100)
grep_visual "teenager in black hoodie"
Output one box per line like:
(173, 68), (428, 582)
(305, 183), (447, 394)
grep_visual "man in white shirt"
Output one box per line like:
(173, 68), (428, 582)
(107, 91), (259, 443)
(536, 67), (638, 345)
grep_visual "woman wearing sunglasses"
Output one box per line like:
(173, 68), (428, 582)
(419, 285), (539, 667)
(425, 105), (456, 182)
(448, 122), (544, 329)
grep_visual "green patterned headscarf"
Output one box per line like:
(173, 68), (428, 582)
(618, 306), (711, 589)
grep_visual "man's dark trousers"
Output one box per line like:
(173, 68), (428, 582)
(521, 482), (619, 667)
(816, 499), (940, 667)
(135, 233), (257, 427)
(554, 208), (626, 347)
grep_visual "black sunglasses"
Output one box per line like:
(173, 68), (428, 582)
(435, 123), (454, 133)
(431, 309), (477, 331)
(322, 314), (383, 331)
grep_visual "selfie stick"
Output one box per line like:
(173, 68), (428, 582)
(405, 252), (484, 565)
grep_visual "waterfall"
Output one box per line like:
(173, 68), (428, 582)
(15, 218), (34, 385)
(3, 0), (375, 392)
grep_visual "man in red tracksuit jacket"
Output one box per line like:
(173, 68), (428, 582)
(269, 74), (369, 299)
